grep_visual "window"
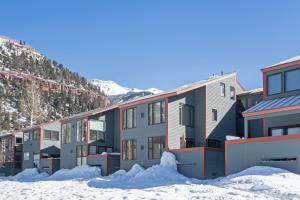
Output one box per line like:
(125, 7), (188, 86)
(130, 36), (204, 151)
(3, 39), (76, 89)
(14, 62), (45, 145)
(148, 101), (166, 125)
(212, 109), (218, 121)
(33, 153), (40, 167)
(220, 83), (225, 97)
(33, 129), (40, 140)
(76, 145), (87, 166)
(230, 86), (235, 100)
(44, 130), (51, 140)
(180, 137), (195, 148)
(24, 132), (30, 142)
(122, 139), (137, 160)
(89, 119), (105, 142)
(24, 152), (29, 161)
(148, 136), (165, 160)
(269, 125), (300, 136)
(16, 137), (22, 144)
(122, 108), (137, 129)
(90, 130), (105, 142)
(62, 123), (71, 144)
(76, 119), (87, 142)
(287, 127), (300, 135)
(285, 69), (300, 92)
(44, 130), (59, 141)
(270, 128), (284, 136)
(267, 73), (282, 96)
(179, 104), (195, 127)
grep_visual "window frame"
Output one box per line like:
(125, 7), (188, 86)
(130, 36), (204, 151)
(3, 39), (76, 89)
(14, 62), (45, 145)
(148, 101), (166, 125)
(179, 104), (195, 127)
(212, 109), (218, 121)
(267, 72), (283, 96)
(122, 107), (137, 130)
(122, 139), (137, 160)
(230, 86), (236, 100)
(268, 124), (300, 136)
(220, 82), (226, 97)
(76, 145), (87, 166)
(148, 136), (166, 160)
(284, 68), (300, 93)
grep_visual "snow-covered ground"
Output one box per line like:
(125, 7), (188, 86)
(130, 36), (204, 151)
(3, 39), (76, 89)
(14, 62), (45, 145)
(0, 152), (300, 200)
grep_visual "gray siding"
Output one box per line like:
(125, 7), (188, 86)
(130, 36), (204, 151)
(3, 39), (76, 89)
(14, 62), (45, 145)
(41, 121), (61, 156)
(207, 75), (244, 147)
(40, 158), (60, 174)
(168, 88), (206, 149)
(227, 138), (300, 175)
(60, 120), (78, 169)
(205, 150), (224, 179)
(22, 128), (40, 170)
(170, 149), (204, 179)
(87, 155), (108, 176)
(121, 99), (167, 170)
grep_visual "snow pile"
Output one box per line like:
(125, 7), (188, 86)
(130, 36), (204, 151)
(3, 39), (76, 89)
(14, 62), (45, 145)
(49, 165), (101, 181)
(216, 166), (300, 199)
(5, 168), (49, 182)
(89, 152), (191, 189)
(226, 135), (241, 140)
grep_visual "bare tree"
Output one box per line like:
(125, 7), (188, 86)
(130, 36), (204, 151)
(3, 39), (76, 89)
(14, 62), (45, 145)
(21, 83), (47, 126)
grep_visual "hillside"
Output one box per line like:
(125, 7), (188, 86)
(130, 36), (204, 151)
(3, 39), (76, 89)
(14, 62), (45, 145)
(89, 79), (162, 103)
(0, 36), (109, 131)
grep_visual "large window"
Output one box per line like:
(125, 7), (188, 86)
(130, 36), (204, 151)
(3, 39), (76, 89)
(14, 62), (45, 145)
(23, 130), (40, 141)
(148, 101), (166, 125)
(23, 152), (29, 161)
(269, 125), (300, 136)
(76, 145), (87, 166)
(267, 73), (282, 96)
(122, 108), (137, 129)
(43, 130), (59, 141)
(122, 139), (137, 160)
(179, 104), (194, 127)
(76, 119), (87, 142)
(285, 69), (300, 92)
(220, 83), (225, 97)
(62, 123), (71, 144)
(89, 119), (105, 142)
(148, 136), (165, 160)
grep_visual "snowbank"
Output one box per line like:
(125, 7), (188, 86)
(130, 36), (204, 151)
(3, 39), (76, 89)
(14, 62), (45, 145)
(48, 165), (101, 181)
(88, 152), (193, 189)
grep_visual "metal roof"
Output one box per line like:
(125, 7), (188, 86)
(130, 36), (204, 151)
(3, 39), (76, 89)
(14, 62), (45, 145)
(244, 95), (300, 114)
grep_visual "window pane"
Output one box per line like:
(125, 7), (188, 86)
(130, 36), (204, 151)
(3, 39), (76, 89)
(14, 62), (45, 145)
(24, 132), (29, 142)
(220, 83), (225, 97)
(133, 108), (137, 128)
(82, 157), (87, 165)
(127, 108), (133, 129)
(153, 102), (161, 124)
(24, 152), (30, 161)
(62, 124), (67, 144)
(161, 101), (166, 123)
(271, 128), (283, 136)
(76, 146), (82, 157)
(285, 69), (300, 92)
(90, 130), (97, 141)
(51, 131), (59, 141)
(33, 130), (40, 140)
(212, 109), (217, 121)
(44, 130), (51, 140)
(77, 120), (82, 142)
(82, 119), (87, 142)
(122, 110), (127, 129)
(98, 146), (106, 154)
(107, 148), (113, 153)
(67, 123), (72, 143)
(148, 104), (153, 125)
(82, 145), (87, 156)
(287, 127), (300, 135)
(267, 73), (282, 95)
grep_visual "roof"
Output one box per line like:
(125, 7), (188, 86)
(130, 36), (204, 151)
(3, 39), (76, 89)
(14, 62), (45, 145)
(119, 72), (239, 108)
(243, 94), (300, 117)
(238, 88), (263, 96)
(60, 104), (119, 122)
(262, 55), (300, 72)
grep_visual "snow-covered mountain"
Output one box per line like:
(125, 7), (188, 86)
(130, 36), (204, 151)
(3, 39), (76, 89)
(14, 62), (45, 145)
(89, 79), (163, 103)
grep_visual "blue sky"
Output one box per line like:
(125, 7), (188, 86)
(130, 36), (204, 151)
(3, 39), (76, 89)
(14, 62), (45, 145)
(1, 1), (300, 90)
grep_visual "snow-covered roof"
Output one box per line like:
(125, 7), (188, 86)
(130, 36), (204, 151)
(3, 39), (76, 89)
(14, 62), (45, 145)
(238, 88), (263, 96)
(119, 72), (238, 107)
(262, 55), (300, 70)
